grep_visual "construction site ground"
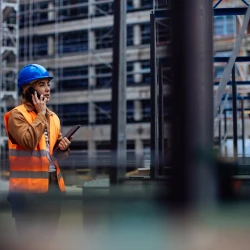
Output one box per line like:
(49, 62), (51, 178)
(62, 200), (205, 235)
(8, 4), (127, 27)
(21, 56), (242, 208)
(2, 177), (250, 250)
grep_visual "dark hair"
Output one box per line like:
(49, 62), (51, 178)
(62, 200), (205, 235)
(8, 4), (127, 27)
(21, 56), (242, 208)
(18, 83), (30, 103)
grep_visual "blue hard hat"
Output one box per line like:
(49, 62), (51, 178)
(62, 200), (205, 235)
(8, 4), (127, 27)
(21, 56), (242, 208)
(18, 64), (53, 89)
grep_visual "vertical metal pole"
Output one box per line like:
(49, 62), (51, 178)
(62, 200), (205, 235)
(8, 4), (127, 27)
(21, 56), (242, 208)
(224, 110), (227, 141)
(241, 98), (245, 157)
(170, 0), (214, 209)
(219, 106), (221, 148)
(110, 0), (127, 184)
(232, 64), (238, 158)
(158, 62), (164, 175)
(224, 110), (228, 157)
(0, 1), (2, 96)
(29, 0), (33, 61)
(150, 11), (159, 179)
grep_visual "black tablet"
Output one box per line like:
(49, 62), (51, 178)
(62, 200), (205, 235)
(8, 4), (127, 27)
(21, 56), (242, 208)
(53, 124), (81, 152)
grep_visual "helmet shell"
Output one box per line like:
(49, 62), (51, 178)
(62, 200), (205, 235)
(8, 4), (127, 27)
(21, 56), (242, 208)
(18, 64), (53, 89)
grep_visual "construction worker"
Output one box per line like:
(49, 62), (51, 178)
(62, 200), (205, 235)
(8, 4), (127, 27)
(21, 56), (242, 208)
(4, 64), (71, 244)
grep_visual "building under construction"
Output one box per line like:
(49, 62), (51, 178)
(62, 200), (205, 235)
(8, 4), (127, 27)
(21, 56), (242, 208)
(3, 1), (250, 249)
(1, 0), (250, 182)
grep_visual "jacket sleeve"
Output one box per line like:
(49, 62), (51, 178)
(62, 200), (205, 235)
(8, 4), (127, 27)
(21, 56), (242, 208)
(8, 109), (48, 150)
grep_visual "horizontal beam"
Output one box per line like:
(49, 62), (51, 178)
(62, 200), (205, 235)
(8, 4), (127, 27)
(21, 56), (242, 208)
(222, 96), (249, 100)
(214, 81), (250, 85)
(160, 57), (250, 66)
(224, 108), (250, 112)
(214, 56), (250, 62)
(153, 9), (170, 18)
(213, 7), (247, 16)
(153, 8), (248, 19)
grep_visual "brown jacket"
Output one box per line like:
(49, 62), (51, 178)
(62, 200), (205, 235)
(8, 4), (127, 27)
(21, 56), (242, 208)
(7, 101), (69, 158)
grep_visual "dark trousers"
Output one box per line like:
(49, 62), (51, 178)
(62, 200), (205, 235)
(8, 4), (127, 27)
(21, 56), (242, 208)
(8, 173), (63, 245)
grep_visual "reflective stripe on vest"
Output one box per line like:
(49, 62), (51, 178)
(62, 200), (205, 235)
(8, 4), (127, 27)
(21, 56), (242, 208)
(10, 171), (62, 179)
(10, 171), (49, 179)
(10, 171), (63, 180)
(57, 171), (63, 180)
(9, 149), (47, 157)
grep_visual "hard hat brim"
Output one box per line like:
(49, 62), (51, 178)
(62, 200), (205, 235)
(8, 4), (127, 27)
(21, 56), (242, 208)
(18, 76), (53, 89)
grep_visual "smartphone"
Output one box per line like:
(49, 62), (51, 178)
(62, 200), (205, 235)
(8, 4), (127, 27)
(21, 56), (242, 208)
(53, 125), (81, 152)
(25, 86), (41, 103)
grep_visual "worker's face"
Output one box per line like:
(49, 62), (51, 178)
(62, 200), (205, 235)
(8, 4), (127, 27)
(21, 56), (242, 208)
(34, 79), (51, 103)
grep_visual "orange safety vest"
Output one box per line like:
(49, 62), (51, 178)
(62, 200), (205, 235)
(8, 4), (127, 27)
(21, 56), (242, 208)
(4, 104), (66, 193)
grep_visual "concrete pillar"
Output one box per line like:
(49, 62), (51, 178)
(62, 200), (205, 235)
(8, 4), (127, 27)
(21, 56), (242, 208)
(89, 65), (96, 87)
(48, 69), (55, 90)
(88, 138), (96, 152)
(48, 2), (55, 21)
(135, 137), (143, 167)
(133, 24), (141, 46)
(88, 0), (96, 16)
(135, 138), (143, 154)
(134, 62), (142, 83)
(88, 136), (96, 177)
(134, 100), (143, 121)
(88, 30), (96, 51)
(133, 0), (141, 9)
(88, 102), (96, 124)
(48, 36), (54, 56)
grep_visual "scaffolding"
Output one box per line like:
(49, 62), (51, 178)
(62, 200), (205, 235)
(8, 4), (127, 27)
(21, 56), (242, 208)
(0, 0), (19, 177)
(212, 0), (250, 158)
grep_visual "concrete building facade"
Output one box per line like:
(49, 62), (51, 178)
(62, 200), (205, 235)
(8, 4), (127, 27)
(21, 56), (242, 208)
(2, 0), (250, 174)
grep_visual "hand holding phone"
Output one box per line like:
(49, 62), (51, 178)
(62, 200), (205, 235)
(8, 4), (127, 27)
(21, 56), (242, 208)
(25, 86), (41, 103)
(25, 86), (47, 115)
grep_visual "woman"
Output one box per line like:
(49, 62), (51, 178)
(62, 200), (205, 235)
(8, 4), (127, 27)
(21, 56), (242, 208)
(4, 64), (72, 244)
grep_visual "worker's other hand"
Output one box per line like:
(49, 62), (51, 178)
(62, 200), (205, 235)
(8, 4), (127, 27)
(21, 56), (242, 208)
(32, 91), (47, 115)
(58, 136), (72, 151)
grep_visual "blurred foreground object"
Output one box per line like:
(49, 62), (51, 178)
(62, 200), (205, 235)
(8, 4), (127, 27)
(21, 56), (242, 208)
(170, 0), (214, 210)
